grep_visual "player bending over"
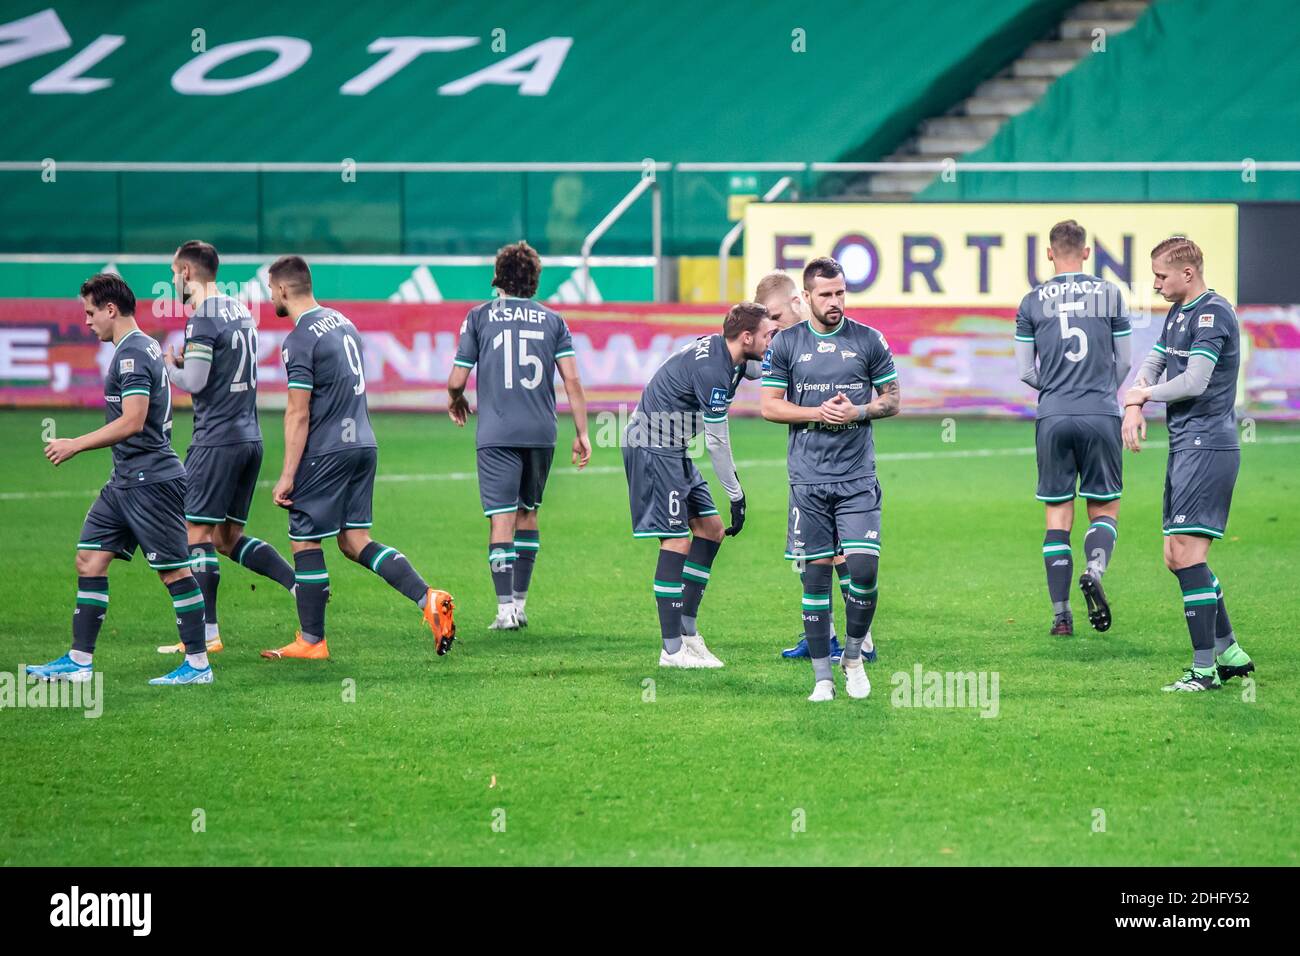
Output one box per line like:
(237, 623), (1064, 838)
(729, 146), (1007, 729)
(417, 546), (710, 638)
(447, 241), (591, 631)
(623, 301), (777, 668)
(159, 240), (297, 655)
(261, 256), (456, 660)
(761, 257), (899, 702)
(1015, 220), (1132, 636)
(31, 274), (215, 686)
(1122, 237), (1255, 692)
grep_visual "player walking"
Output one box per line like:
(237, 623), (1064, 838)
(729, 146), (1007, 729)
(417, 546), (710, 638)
(447, 241), (591, 631)
(623, 301), (777, 668)
(260, 256), (456, 660)
(1122, 237), (1255, 691)
(1014, 220), (1133, 636)
(30, 274), (214, 686)
(158, 240), (296, 655)
(760, 258), (899, 702)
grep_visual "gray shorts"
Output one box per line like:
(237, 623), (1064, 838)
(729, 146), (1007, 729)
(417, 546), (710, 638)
(288, 446), (377, 541)
(184, 441), (263, 525)
(785, 476), (882, 561)
(1035, 414), (1122, 503)
(1163, 447), (1239, 539)
(477, 445), (555, 516)
(78, 477), (192, 570)
(623, 445), (717, 539)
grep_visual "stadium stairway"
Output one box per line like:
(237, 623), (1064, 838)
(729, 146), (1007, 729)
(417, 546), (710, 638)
(860, 0), (1149, 199)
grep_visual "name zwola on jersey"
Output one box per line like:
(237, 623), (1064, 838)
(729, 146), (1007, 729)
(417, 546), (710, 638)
(625, 334), (737, 454)
(104, 329), (185, 486)
(282, 306), (376, 458)
(1157, 290), (1240, 451)
(186, 294), (260, 446)
(1016, 273), (1132, 418)
(762, 318), (897, 484)
(453, 297), (575, 448)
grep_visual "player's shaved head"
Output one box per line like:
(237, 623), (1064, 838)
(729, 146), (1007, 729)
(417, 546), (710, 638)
(1151, 235), (1204, 273)
(802, 256), (844, 291)
(174, 240), (219, 281)
(493, 241), (542, 298)
(267, 255), (314, 296)
(80, 273), (135, 316)
(1049, 220), (1087, 256)
(755, 271), (796, 303)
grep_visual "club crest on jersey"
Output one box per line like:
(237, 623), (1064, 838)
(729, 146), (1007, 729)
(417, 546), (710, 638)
(1198, 313), (1215, 328)
(118, 359), (134, 374)
(817, 341), (836, 353)
(841, 350), (857, 360)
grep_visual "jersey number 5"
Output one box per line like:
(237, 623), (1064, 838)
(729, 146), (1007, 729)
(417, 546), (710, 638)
(493, 329), (545, 390)
(1057, 304), (1088, 363)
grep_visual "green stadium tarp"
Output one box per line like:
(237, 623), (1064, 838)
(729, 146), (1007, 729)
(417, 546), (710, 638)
(0, 0), (1073, 253)
(922, 0), (1300, 201)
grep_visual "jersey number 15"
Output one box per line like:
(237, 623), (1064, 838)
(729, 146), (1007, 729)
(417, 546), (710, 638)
(492, 329), (545, 390)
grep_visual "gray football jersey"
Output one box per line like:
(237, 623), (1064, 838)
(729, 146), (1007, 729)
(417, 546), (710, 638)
(1015, 272), (1132, 418)
(103, 329), (185, 487)
(626, 333), (737, 456)
(186, 294), (261, 447)
(1156, 290), (1240, 451)
(281, 306), (377, 459)
(762, 317), (897, 485)
(453, 297), (575, 449)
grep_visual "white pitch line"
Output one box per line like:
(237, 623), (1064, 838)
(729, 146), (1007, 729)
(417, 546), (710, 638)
(3, 434), (1298, 503)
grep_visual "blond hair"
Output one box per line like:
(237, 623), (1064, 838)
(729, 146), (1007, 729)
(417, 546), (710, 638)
(754, 270), (796, 304)
(1151, 236), (1204, 272)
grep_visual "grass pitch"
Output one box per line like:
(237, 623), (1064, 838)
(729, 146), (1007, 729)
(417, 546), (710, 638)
(1, 410), (1296, 865)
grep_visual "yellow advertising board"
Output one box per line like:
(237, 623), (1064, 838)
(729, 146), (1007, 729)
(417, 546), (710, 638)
(744, 203), (1238, 309)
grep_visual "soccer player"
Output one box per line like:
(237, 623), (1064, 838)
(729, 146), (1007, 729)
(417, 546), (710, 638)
(260, 256), (456, 660)
(447, 241), (591, 630)
(29, 274), (214, 686)
(623, 301), (778, 668)
(1014, 220), (1133, 636)
(760, 257), (900, 702)
(1121, 236), (1255, 692)
(158, 240), (296, 655)
(756, 270), (851, 661)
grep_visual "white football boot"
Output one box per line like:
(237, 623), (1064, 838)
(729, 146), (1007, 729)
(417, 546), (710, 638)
(488, 604), (520, 630)
(681, 632), (724, 668)
(807, 679), (835, 702)
(660, 646), (713, 669)
(843, 660), (872, 699)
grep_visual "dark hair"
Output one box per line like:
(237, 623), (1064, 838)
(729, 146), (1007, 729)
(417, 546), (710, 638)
(267, 255), (313, 295)
(802, 256), (844, 291)
(80, 273), (136, 316)
(1049, 219), (1087, 254)
(723, 301), (770, 340)
(175, 239), (219, 279)
(493, 241), (542, 298)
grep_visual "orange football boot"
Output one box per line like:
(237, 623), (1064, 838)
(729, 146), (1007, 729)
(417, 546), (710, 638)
(260, 631), (330, 660)
(423, 588), (457, 655)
